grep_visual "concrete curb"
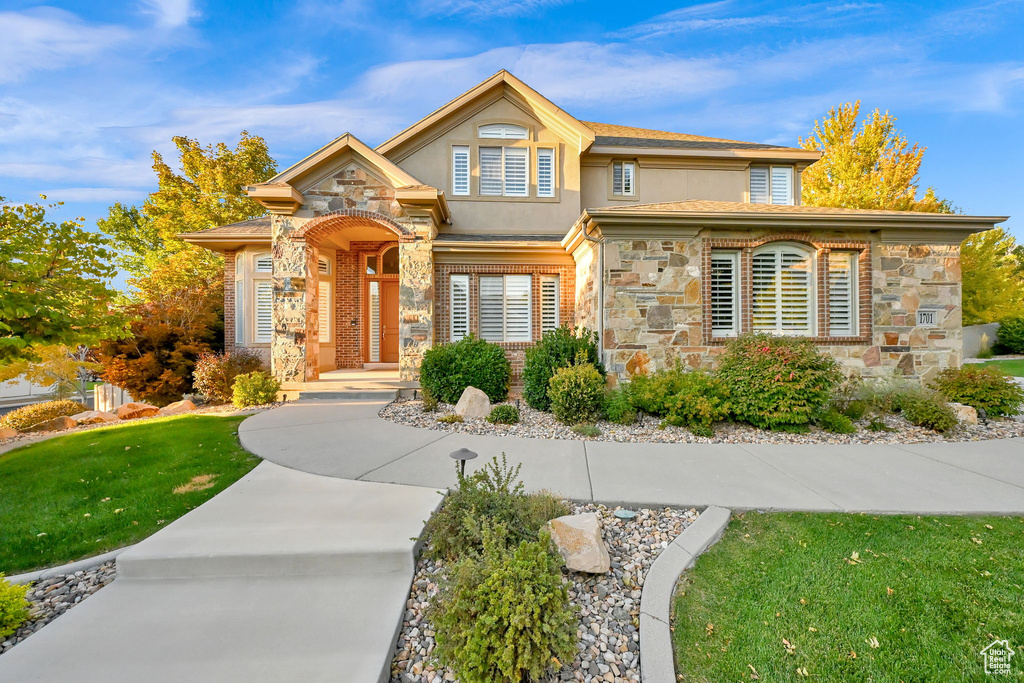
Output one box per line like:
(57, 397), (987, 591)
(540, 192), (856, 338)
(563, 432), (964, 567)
(5, 546), (132, 585)
(639, 506), (731, 683)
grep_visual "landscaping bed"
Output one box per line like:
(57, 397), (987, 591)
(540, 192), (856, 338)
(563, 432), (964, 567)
(382, 397), (1024, 444)
(391, 503), (698, 683)
(672, 512), (1024, 681)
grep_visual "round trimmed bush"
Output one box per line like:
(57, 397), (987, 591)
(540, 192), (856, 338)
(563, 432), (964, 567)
(231, 371), (280, 408)
(419, 335), (511, 404)
(0, 399), (87, 432)
(523, 326), (604, 411)
(932, 365), (1024, 417)
(996, 316), (1024, 354)
(548, 363), (605, 425)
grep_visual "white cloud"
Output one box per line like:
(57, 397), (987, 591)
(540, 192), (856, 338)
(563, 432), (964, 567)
(39, 187), (150, 203)
(417, 0), (570, 19)
(140, 0), (199, 28)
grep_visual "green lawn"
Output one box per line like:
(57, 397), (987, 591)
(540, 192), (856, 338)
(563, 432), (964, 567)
(976, 358), (1024, 377)
(0, 414), (260, 574)
(673, 512), (1024, 682)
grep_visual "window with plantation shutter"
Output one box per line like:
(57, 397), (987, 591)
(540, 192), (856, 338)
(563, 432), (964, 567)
(612, 161), (635, 196)
(254, 254), (272, 273)
(710, 251), (739, 337)
(828, 252), (857, 336)
(479, 147), (503, 196)
(540, 275), (559, 332)
(750, 165), (794, 205)
(318, 281), (331, 341)
(771, 166), (793, 205)
(537, 148), (555, 197)
(504, 147), (528, 197)
(479, 275), (531, 342)
(255, 280), (273, 343)
(478, 123), (528, 139)
(751, 244), (814, 335)
(479, 146), (528, 197)
(368, 281), (380, 362)
(452, 145), (470, 196)
(450, 275), (469, 341)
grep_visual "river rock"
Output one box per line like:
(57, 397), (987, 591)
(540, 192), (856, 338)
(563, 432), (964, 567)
(26, 416), (77, 432)
(454, 387), (491, 419)
(71, 410), (119, 425)
(548, 512), (611, 573)
(158, 399), (196, 416)
(949, 402), (978, 425)
(116, 402), (159, 420)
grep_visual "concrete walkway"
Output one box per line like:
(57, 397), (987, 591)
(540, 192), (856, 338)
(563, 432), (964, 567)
(240, 398), (1024, 515)
(0, 461), (443, 682)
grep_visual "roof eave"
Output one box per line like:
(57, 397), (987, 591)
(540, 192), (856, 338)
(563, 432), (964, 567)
(587, 145), (822, 162)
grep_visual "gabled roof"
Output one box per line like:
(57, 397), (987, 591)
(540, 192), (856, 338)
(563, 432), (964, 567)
(180, 216), (272, 250)
(375, 70), (596, 159)
(583, 121), (803, 152)
(261, 133), (423, 191)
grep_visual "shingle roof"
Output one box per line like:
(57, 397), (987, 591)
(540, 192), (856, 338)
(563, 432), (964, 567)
(434, 233), (564, 243)
(186, 217), (272, 236)
(594, 200), (957, 216)
(582, 121), (800, 151)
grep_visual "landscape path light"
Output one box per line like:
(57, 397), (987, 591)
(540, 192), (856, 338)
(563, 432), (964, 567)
(449, 447), (478, 478)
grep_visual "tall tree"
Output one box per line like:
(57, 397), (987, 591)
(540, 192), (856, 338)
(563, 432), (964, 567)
(800, 102), (952, 212)
(0, 197), (127, 365)
(960, 228), (1024, 325)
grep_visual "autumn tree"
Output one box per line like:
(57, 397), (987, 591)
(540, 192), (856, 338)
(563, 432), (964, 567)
(800, 102), (952, 212)
(0, 197), (127, 366)
(960, 228), (1024, 325)
(0, 345), (101, 403)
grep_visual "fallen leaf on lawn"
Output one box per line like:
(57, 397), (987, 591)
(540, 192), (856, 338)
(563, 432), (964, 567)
(972, 537), (983, 545)
(846, 551), (863, 565)
(796, 667), (809, 677)
(800, 598), (808, 605)
(887, 587), (895, 596)
(36, 532), (47, 537)
(114, 508), (123, 514)
(866, 636), (880, 648)
(706, 623), (715, 636)
(808, 626), (817, 632)
(173, 474), (217, 494)
(124, 446), (131, 450)
(782, 638), (796, 655)
(985, 524), (993, 529)
(849, 651), (857, 659)
(101, 497), (110, 502)
(907, 525), (914, 530)
(748, 663), (760, 680)
(83, 513), (91, 517)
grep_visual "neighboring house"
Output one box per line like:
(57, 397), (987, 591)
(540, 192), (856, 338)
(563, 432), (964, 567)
(183, 71), (1007, 385)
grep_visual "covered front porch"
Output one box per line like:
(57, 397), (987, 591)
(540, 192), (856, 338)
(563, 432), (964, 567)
(278, 367), (416, 401)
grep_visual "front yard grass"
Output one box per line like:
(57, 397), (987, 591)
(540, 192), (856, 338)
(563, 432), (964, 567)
(673, 512), (1024, 682)
(976, 358), (1024, 377)
(0, 414), (259, 574)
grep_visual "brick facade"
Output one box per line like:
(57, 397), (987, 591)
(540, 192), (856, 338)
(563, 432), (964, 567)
(223, 249), (236, 355)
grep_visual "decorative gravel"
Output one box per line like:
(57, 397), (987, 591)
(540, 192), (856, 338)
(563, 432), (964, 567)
(382, 398), (1024, 445)
(0, 562), (116, 656)
(390, 503), (698, 683)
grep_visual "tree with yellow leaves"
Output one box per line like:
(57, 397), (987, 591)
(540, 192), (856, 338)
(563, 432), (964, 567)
(960, 228), (1024, 325)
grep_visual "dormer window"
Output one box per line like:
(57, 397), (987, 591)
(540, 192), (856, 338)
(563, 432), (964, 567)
(750, 165), (794, 205)
(478, 123), (528, 139)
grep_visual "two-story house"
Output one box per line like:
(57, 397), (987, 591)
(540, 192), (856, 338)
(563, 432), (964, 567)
(183, 71), (1006, 387)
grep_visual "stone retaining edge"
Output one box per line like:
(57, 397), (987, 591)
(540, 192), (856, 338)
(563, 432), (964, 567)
(5, 546), (134, 585)
(638, 506), (731, 683)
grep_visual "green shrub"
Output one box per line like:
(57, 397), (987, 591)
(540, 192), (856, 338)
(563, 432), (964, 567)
(572, 422), (601, 437)
(192, 349), (263, 404)
(431, 524), (576, 683)
(841, 400), (868, 421)
(487, 405), (520, 424)
(868, 416), (893, 432)
(0, 399), (87, 432)
(716, 333), (843, 430)
(660, 370), (730, 437)
(548, 363), (605, 424)
(932, 365), (1024, 417)
(0, 575), (30, 639)
(520, 490), (570, 529)
(523, 326), (604, 411)
(897, 391), (958, 433)
(855, 372), (923, 416)
(421, 387), (438, 413)
(829, 380), (867, 420)
(230, 371), (280, 408)
(816, 409), (857, 434)
(420, 335), (511, 404)
(438, 413), (464, 424)
(602, 387), (636, 425)
(996, 316), (1024, 354)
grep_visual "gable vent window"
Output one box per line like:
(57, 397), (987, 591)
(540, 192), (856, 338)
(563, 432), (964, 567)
(254, 280), (273, 343)
(540, 275), (559, 332)
(612, 161), (635, 196)
(480, 275), (531, 342)
(452, 145), (470, 196)
(537, 148), (555, 197)
(450, 275), (470, 341)
(479, 146), (529, 197)
(750, 165), (794, 205)
(710, 251), (740, 337)
(828, 252), (857, 336)
(751, 244), (814, 335)
(478, 123), (528, 139)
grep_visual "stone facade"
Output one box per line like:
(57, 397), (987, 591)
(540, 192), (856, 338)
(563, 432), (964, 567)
(270, 216), (318, 383)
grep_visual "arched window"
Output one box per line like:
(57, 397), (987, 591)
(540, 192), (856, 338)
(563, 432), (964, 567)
(380, 246), (399, 274)
(478, 123), (528, 139)
(751, 243), (815, 335)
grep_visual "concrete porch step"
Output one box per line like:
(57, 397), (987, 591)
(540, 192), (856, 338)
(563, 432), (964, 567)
(297, 389), (400, 400)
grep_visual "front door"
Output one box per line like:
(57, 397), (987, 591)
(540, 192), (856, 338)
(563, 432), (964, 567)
(380, 280), (400, 363)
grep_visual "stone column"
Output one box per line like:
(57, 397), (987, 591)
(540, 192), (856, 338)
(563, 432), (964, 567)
(270, 215), (319, 383)
(398, 236), (434, 382)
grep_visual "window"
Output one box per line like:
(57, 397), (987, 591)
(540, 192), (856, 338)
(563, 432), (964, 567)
(709, 251), (740, 337)
(828, 252), (857, 336)
(318, 257), (331, 276)
(536, 148), (555, 197)
(612, 161), (635, 196)
(318, 281), (331, 340)
(381, 246), (399, 274)
(478, 123), (528, 139)
(749, 165), (794, 205)
(752, 244), (814, 334)
(450, 275), (470, 341)
(479, 146), (528, 197)
(479, 275), (531, 342)
(254, 253), (272, 273)
(452, 145), (470, 196)
(540, 275), (559, 332)
(254, 280), (273, 343)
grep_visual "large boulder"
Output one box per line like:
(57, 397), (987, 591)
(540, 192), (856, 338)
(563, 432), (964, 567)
(116, 402), (159, 420)
(548, 512), (611, 574)
(0, 427), (17, 439)
(71, 410), (119, 425)
(454, 386), (491, 419)
(949, 402), (978, 425)
(158, 399), (196, 417)
(26, 416), (77, 433)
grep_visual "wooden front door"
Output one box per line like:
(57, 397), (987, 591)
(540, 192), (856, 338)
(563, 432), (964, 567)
(380, 280), (400, 363)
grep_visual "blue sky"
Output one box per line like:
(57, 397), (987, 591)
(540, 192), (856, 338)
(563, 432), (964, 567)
(2, 0), (1022, 251)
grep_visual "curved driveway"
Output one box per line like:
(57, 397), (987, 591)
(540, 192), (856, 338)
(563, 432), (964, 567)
(240, 398), (1024, 515)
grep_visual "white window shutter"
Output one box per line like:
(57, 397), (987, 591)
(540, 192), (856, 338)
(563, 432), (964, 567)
(503, 147), (528, 197)
(710, 251), (739, 337)
(255, 281), (273, 343)
(479, 276), (505, 341)
(452, 145), (470, 196)
(749, 166), (769, 204)
(828, 252), (857, 336)
(504, 275), (532, 341)
(368, 281), (380, 362)
(254, 254), (272, 273)
(612, 162), (623, 195)
(771, 166), (794, 205)
(479, 147), (503, 196)
(536, 148), (555, 197)
(450, 275), (469, 341)
(234, 279), (244, 344)
(318, 281), (331, 341)
(752, 246), (813, 334)
(540, 275), (559, 332)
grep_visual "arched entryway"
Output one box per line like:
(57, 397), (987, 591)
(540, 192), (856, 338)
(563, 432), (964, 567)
(364, 244), (400, 364)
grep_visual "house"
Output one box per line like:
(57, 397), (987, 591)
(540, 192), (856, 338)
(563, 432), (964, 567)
(183, 71), (1007, 387)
